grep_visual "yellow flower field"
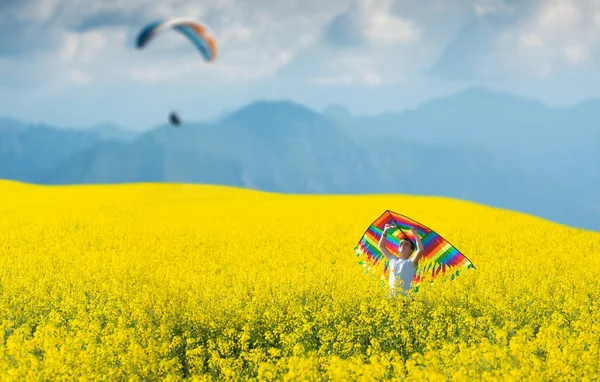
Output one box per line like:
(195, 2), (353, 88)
(0, 180), (599, 380)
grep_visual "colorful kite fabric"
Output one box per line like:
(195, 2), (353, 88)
(354, 210), (475, 287)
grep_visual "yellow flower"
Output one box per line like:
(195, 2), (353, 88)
(0, 180), (598, 380)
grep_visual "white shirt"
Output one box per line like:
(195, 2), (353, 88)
(389, 257), (416, 293)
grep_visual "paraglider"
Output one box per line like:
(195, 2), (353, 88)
(135, 18), (218, 128)
(169, 112), (182, 127)
(135, 18), (218, 62)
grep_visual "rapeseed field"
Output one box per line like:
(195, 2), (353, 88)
(0, 180), (599, 380)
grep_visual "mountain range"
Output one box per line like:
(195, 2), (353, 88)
(1, 87), (598, 231)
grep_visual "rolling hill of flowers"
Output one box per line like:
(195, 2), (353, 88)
(0, 181), (598, 380)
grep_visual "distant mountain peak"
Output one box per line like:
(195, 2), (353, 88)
(323, 104), (352, 121)
(91, 122), (124, 132)
(0, 116), (27, 130)
(461, 86), (548, 105)
(223, 99), (322, 126)
(408, 86), (550, 114)
(89, 122), (139, 141)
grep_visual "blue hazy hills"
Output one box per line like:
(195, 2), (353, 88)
(1, 87), (598, 231)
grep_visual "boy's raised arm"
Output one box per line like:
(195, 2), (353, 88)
(378, 224), (396, 261)
(410, 227), (425, 267)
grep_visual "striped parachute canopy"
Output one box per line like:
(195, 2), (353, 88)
(135, 18), (218, 62)
(354, 210), (475, 287)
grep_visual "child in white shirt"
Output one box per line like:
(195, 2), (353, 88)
(378, 224), (424, 294)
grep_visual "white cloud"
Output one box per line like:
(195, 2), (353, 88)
(278, 52), (293, 65)
(59, 33), (80, 63)
(328, 0), (421, 46)
(77, 31), (108, 63)
(519, 33), (543, 48)
(480, 0), (600, 79)
(130, 66), (183, 83)
(362, 0), (421, 45)
(538, 0), (581, 29)
(309, 76), (355, 86)
(14, 0), (58, 22)
(563, 45), (589, 64)
(308, 71), (382, 87)
(70, 69), (92, 85)
(0, 0), (351, 89)
(3, 0), (600, 105)
(43, 27), (127, 89)
(0, 0), (421, 91)
(119, 0), (350, 85)
(473, 0), (513, 17)
(218, 23), (253, 45)
(362, 71), (382, 85)
(276, 0), (430, 88)
(128, 48), (292, 85)
(364, 13), (419, 45)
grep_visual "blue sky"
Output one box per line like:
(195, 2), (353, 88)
(1, 0), (600, 130)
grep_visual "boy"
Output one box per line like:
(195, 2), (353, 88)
(378, 224), (424, 294)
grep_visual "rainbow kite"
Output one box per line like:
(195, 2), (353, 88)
(354, 210), (475, 288)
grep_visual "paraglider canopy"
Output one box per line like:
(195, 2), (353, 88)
(169, 112), (182, 127)
(135, 18), (218, 62)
